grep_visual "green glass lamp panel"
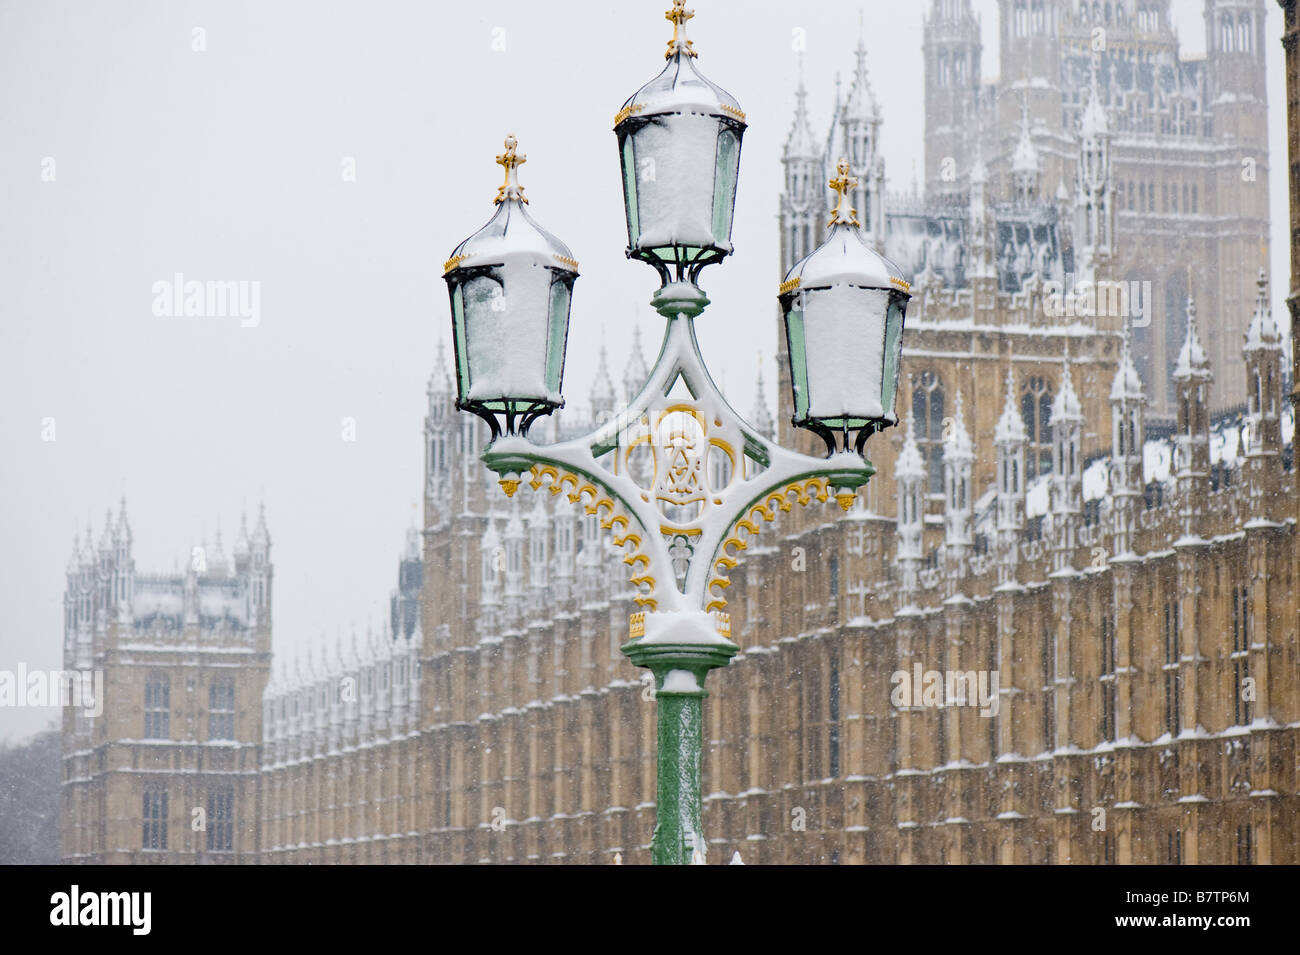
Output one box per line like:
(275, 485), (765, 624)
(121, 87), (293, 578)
(881, 299), (905, 419)
(545, 279), (571, 393)
(785, 306), (810, 419)
(622, 136), (640, 246)
(451, 285), (471, 402)
(711, 128), (739, 246)
(462, 274), (508, 400)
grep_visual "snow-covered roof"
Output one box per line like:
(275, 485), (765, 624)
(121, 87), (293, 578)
(785, 222), (909, 291)
(1144, 436), (1172, 484)
(443, 141), (578, 279)
(616, 10), (745, 126)
(1025, 474), (1050, 518)
(1083, 456), (1109, 501)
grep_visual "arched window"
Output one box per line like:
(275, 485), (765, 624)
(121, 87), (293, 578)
(939, 51), (950, 87)
(1221, 15), (1234, 53)
(912, 371), (946, 495)
(1239, 14), (1251, 54)
(1032, 0), (1045, 33)
(1014, 1), (1028, 37)
(1022, 376), (1054, 479)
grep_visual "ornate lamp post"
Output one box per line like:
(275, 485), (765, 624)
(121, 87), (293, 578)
(443, 1), (909, 865)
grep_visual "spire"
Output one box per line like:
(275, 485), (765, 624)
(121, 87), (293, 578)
(1012, 96), (1038, 175)
(251, 501), (271, 554)
(944, 389), (973, 460)
(1173, 291), (1209, 379)
(234, 510), (250, 557)
(115, 497), (132, 546)
(492, 134), (529, 205)
(785, 56), (820, 161)
(843, 16), (880, 124)
(210, 520), (228, 576)
(429, 340), (453, 398)
(623, 325), (649, 401)
(98, 509), (113, 554)
(67, 531), (81, 575)
(1245, 266), (1282, 351)
(995, 368), (1026, 443)
(1111, 322), (1145, 401)
(896, 405), (926, 478)
(1080, 53), (1109, 139)
(590, 338), (615, 414)
(749, 354), (775, 439)
(1052, 342), (1083, 420)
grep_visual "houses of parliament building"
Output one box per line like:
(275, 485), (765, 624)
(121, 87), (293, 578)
(62, 0), (1300, 864)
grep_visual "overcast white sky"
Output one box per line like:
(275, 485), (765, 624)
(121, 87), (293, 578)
(0, 1), (1286, 743)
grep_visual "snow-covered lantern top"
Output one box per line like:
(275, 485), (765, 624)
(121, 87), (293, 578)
(443, 135), (579, 439)
(614, 1), (746, 286)
(778, 159), (910, 456)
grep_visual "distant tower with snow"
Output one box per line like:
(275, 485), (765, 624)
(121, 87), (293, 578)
(1049, 349), (1083, 572)
(1109, 325), (1145, 557)
(943, 391), (974, 588)
(1172, 293), (1212, 539)
(896, 408), (927, 602)
(994, 370), (1026, 585)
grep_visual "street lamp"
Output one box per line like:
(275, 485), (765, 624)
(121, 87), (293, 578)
(442, 1), (908, 865)
(780, 159), (911, 456)
(444, 135), (579, 441)
(614, 0), (746, 286)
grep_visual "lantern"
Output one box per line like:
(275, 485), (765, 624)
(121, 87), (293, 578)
(443, 135), (579, 439)
(614, 1), (746, 286)
(779, 159), (910, 456)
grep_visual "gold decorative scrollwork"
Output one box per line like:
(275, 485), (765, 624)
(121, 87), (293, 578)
(524, 464), (659, 610)
(703, 478), (833, 613)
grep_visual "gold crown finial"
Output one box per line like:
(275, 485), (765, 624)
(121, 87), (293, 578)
(665, 0), (697, 59)
(827, 157), (860, 227)
(494, 134), (528, 205)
